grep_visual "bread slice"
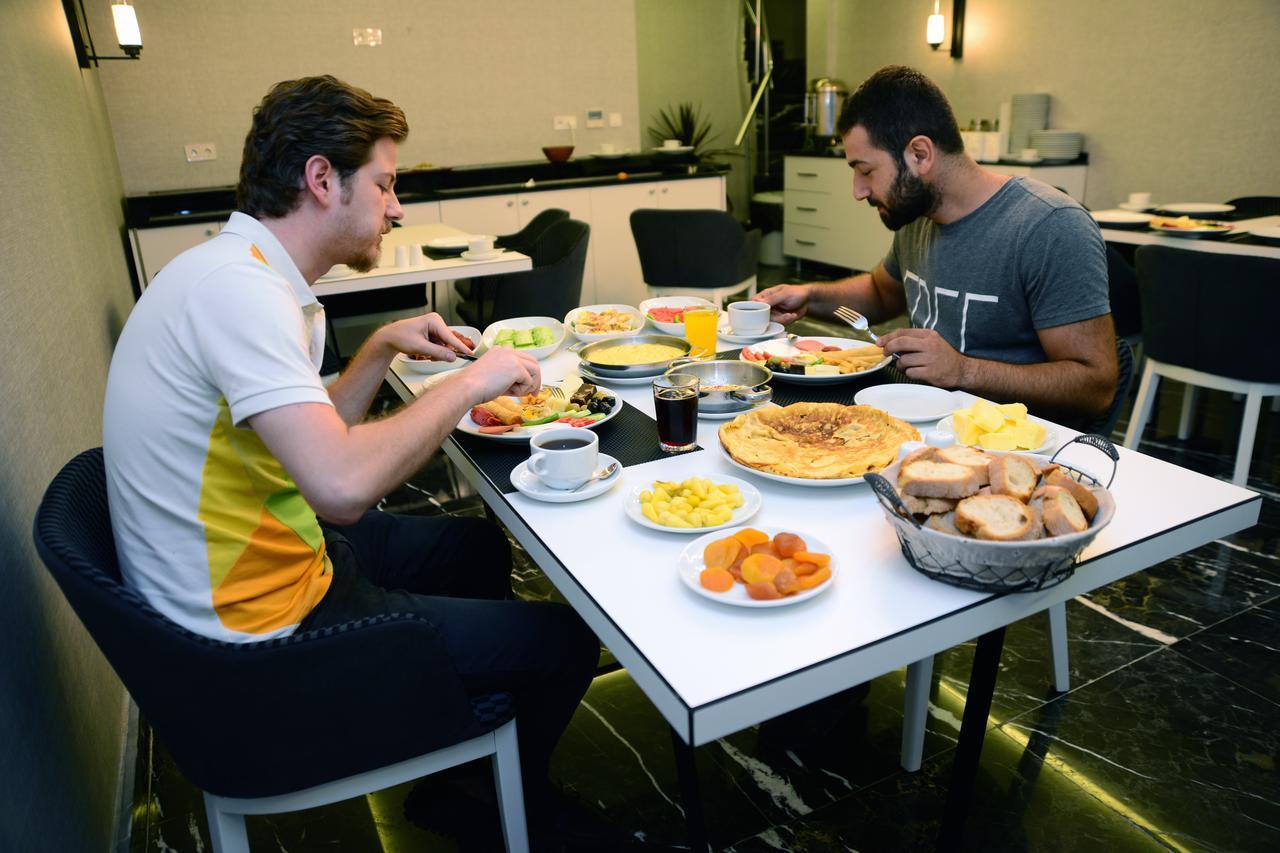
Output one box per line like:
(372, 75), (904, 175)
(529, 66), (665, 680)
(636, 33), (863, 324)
(925, 510), (961, 535)
(1020, 505), (1045, 540)
(988, 456), (1038, 502)
(901, 492), (959, 516)
(955, 494), (1036, 541)
(1032, 485), (1089, 536)
(936, 445), (992, 485)
(1044, 469), (1100, 521)
(898, 460), (982, 499)
(900, 446), (939, 468)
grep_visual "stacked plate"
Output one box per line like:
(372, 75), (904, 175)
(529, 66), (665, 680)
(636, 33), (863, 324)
(1009, 93), (1049, 154)
(1029, 130), (1084, 162)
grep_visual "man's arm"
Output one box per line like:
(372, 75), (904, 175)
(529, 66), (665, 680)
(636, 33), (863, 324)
(754, 263), (906, 325)
(249, 346), (539, 524)
(880, 314), (1118, 419)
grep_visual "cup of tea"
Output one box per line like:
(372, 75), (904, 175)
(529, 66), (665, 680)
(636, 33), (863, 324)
(1127, 192), (1152, 208)
(468, 235), (495, 255)
(662, 139), (682, 149)
(528, 427), (598, 490)
(728, 301), (770, 336)
(653, 374), (698, 453)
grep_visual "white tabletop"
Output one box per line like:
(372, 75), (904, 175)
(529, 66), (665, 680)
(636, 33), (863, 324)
(1099, 214), (1280, 259)
(388, 336), (1260, 745)
(312, 223), (531, 297)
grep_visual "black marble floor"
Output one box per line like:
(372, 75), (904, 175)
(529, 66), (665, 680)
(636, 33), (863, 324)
(129, 281), (1279, 852)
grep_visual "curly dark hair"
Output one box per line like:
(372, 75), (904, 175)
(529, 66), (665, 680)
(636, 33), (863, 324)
(236, 75), (408, 218)
(836, 66), (963, 168)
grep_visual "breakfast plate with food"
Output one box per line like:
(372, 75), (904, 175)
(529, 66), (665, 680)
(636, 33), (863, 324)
(740, 336), (891, 384)
(934, 400), (1058, 454)
(394, 326), (483, 374)
(639, 296), (717, 336)
(1147, 216), (1234, 237)
(563, 304), (644, 342)
(678, 526), (837, 608)
(624, 474), (762, 533)
(457, 381), (620, 441)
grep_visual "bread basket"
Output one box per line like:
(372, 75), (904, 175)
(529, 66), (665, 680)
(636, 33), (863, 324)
(863, 435), (1119, 592)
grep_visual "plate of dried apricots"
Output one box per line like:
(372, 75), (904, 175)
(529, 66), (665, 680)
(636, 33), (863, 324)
(677, 526), (836, 608)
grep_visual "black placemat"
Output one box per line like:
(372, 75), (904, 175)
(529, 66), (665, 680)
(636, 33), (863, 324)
(452, 400), (702, 494)
(422, 245), (465, 261)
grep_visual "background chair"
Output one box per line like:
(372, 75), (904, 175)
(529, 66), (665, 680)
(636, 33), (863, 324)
(1225, 196), (1280, 219)
(33, 449), (529, 853)
(630, 209), (761, 305)
(1123, 245), (1280, 485)
(456, 218), (589, 327)
(455, 208), (569, 304)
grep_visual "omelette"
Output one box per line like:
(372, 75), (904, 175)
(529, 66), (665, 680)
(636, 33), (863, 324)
(719, 402), (920, 480)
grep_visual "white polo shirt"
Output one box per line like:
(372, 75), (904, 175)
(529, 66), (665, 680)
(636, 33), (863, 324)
(104, 212), (335, 642)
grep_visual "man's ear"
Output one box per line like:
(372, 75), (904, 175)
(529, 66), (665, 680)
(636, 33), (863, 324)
(302, 155), (338, 208)
(903, 135), (936, 177)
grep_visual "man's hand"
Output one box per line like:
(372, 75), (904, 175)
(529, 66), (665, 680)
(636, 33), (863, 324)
(753, 284), (811, 325)
(462, 346), (541, 402)
(378, 313), (473, 362)
(879, 328), (972, 388)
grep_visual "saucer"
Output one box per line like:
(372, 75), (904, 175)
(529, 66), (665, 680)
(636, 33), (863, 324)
(461, 249), (504, 261)
(1118, 202), (1155, 212)
(717, 321), (784, 345)
(510, 453), (621, 503)
(654, 145), (695, 154)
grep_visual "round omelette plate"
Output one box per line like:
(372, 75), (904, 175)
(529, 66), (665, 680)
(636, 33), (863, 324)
(740, 336), (890, 385)
(934, 414), (1059, 455)
(455, 385), (621, 442)
(716, 440), (869, 487)
(677, 526), (837, 608)
(624, 474), (762, 534)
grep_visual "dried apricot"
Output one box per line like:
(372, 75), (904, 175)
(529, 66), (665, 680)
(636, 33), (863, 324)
(741, 553), (783, 584)
(794, 551), (831, 568)
(732, 528), (770, 549)
(727, 563), (744, 582)
(773, 532), (807, 558)
(780, 557), (799, 575)
(797, 566), (832, 590)
(773, 568), (800, 596)
(745, 581), (782, 600)
(699, 567), (735, 593)
(703, 537), (743, 571)
(750, 542), (780, 558)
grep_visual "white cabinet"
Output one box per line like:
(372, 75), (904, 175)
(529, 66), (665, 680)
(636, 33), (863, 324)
(986, 163), (1087, 202)
(130, 220), (222, 287)
(783, 156), (890, 272)
(399, 200), (441, 226)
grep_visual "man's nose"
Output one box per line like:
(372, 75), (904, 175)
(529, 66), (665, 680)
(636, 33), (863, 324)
(386, 189), (404, 222)
(852, 178), (870, 201)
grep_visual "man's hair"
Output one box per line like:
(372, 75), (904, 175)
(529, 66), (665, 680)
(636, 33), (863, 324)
(237, 75), (408, 218)
(836, 65), (963, 166)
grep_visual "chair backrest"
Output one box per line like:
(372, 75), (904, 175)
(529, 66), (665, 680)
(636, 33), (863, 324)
(1080, 336), (1135, 438)
(1106, 244), (1141, 339)
(630, 208), (760, 289)
(495, 207), (569, 253)
(1135, 245), (1280, 382)
(1226, 196), (1280, 219)
(487, 218), (590, 322)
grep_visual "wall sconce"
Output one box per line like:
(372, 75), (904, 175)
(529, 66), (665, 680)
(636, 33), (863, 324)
(62, 0), (143, 68)
(926, 0), (965, 59)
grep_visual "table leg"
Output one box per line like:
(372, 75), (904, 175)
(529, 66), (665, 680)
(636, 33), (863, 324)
(937, 626), (1006, 850)
(669, 727), (710, 853)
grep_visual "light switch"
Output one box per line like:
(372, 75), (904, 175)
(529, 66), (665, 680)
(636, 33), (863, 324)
(608, 112), (623, 127)
(585, 108), (605, 129)
(185, 143), (216, 162)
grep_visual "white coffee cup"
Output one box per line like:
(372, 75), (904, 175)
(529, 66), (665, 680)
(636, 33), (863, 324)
(1019, 147), (1039, 161)
(1127, 192), (1152, 208)
(467, 235), (495, 256)
(528, 427), (598, 490)
(728, 300), (770, 336)
(600, 142), (616, 154)
(662, 138), (682, 149)
(409, 244), (425, 266)
(394, 245), (410, 268)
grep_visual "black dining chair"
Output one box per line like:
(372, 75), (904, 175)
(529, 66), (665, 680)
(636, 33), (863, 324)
(630, 209), (761, 306)
(457, 218), (590, 327)
(455, 209), (570, 304)
(1225, 196), (1280, 219)
(32, 449), (530, 853)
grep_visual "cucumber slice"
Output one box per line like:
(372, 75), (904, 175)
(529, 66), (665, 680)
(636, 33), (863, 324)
(513, 329), (534, 347)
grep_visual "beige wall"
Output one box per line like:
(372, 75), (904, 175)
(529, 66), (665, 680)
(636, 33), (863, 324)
(89, 0), (642, 194)
(810, 0), (1280, 210)
(0, 1), (137, 850)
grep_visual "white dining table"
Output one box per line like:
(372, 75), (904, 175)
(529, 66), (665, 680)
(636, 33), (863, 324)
(384, 337), (1260, 850)
(1098, 214), (1280, 259)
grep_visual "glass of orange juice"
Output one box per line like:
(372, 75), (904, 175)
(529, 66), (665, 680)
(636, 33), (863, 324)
(683, 308), (719, 359)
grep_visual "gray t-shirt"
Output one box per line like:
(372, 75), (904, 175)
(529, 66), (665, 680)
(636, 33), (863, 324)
(882, 177), (1110, 364)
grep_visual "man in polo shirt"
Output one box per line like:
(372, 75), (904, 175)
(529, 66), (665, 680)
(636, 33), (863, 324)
(104, 76), (609, 848)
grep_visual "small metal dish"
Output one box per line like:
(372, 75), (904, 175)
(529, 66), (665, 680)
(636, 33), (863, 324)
(569, 333), (692, 377)
(664, 359), (772, 412)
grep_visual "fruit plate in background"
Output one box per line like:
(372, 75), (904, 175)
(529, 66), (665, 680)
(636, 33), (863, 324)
(624, 474), (762, 534)
(677, 526), (837, 608)
(934, 412), (1058, 454)
(481, 316), (566, 360)
(393, 326), (482, 374)
(639, 295), (717, 336)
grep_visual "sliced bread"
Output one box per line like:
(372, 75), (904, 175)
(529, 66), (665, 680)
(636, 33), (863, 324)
(955, 494), (1037, 541)
(1044, 469), (1100, 521)
(925, 510), (961, 535)
(900, 446), (940, 468)
(1032, 485), (1089, 536)
(988, 456), (1038, 502)
(936, 445), (993, 485)
(901, 492), (959, 516)
(898, 460), (983, 499)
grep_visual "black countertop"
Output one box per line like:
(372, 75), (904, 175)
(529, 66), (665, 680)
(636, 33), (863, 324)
(126, 153), (726, 229)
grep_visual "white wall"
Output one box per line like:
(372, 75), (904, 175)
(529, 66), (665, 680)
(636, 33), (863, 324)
(88, 0), (642, 194)
(809, 0), (1280, 210)
(0, 1), (137, 849)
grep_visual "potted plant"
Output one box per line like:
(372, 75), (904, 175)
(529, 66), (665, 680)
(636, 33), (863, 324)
(647, 102), (718, 157)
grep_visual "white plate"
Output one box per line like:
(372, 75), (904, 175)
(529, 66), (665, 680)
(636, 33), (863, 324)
(717, 441), (870, 487)
(1148, 220), (1234, 238)
(1249, 224), (1280, 242)
(1117, 202), (1155, 212)
(654, 146), (695, 154)
(1157, 202), (1235, 215)
(1091, 210), (1155, 226)
(579, 366), (656, 386)
(717, 320), (786, 345)
(394, 325), (483, 374)
(739, 336), (891, 385)
(677, 526), (837, 608)
(934, 413), (1059, 455)
(511, 454), (621, 503)
(624, 474), (762, 534)
(563, 304), (645, 342)
(853, 384), (959, 423)
(639, 295), (717, 337)
(461, 248), (505, 261)
(456, 384), (621, 442)
(482, 316), (566, 360)
(427, 234), (492, 253)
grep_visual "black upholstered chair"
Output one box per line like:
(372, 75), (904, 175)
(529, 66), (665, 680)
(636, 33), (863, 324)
(455, 208), (570, 304)
(1123, 246), (1280, 485)
(1226, 196), (1280, 219)
(629, 209), (761, 306)
(32, 449), (529, 853)
(456, 219), (589, 327)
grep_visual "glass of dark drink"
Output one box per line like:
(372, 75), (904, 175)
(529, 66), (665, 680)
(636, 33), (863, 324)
(653, 373), (699, 452)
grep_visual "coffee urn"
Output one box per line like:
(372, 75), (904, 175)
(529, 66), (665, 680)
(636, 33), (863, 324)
(804, 77), (849, 144)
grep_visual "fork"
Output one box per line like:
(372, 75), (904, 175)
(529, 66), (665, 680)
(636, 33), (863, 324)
(542, 384), (565, 400)
(833, 306), (880, 344)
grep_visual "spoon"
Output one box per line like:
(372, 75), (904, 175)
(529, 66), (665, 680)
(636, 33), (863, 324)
(570, 461), (619, 492)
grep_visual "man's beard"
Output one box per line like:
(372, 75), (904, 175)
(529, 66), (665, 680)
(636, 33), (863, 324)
(872, 167), (938, 231)
(338, 218), (393, 273)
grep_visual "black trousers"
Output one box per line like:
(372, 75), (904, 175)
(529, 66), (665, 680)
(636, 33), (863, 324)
(301, 510), (600, 801)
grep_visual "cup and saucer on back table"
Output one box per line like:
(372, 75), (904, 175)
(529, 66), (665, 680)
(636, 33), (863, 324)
(461, 235), (502, 262)
(510, 427), (621, 502)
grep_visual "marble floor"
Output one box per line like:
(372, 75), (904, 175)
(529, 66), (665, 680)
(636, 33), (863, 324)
(128, 290), (1278, 853)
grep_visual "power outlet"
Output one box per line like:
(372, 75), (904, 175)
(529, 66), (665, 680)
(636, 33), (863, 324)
(552, 115), (578, 131)
(185, 143), (217, 162)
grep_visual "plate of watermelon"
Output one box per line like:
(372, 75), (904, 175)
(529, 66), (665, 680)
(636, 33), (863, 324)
(639, 296), (717, 336)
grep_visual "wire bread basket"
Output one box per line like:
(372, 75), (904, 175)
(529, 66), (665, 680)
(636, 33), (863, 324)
(864, 434), (1119, 593)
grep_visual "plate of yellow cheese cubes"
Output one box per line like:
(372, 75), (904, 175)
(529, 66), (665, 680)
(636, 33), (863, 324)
(625, 474), (762, 533)
(934, 399), (1057, 454)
